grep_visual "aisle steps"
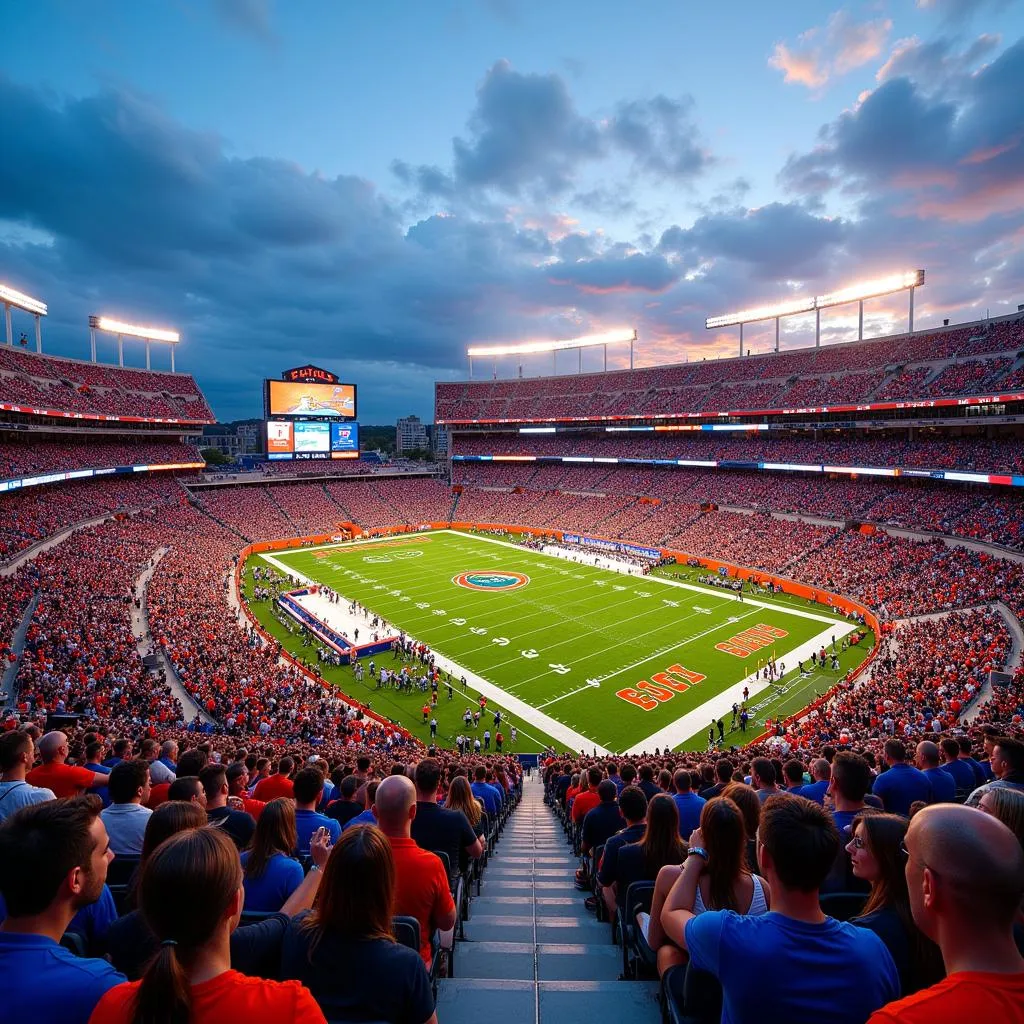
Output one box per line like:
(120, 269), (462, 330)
(438, 777), (659, 1024)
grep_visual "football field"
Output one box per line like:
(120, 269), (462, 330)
(248, 529), (870, 754)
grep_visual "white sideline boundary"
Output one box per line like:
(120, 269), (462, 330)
(256, 529), (860, 753)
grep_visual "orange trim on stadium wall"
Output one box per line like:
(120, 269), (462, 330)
(236, 519), (881, 751)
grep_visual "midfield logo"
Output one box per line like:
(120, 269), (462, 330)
(452, 571), (531, 592)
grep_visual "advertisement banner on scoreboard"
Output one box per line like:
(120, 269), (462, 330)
(330, 421), (359, 452)
(266, 379), (356, 418)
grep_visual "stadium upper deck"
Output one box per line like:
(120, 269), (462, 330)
(0, 345), (214, 424)
(436, 313), (1024, 424)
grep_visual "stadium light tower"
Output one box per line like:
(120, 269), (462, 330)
(706, 270), (925, 355)
(88, 315), (181, 371)
(466, 328), (637, 378)
(0, 282), (47, 352)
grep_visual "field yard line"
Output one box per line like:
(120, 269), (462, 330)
(447, 530), (846, 627)
(625, 620), (858, 754)
(255, 552), (610, 754)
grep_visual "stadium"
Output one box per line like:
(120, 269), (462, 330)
(2, 8), (1024, 1023)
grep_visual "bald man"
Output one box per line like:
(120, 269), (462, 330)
(26, 733), (108, 799)
(913, 741), (955, 804)
(868, 804), (1024, 1023)
(374, 775), (455, 967)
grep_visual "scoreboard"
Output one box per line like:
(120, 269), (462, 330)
(265, 366), (359, 461)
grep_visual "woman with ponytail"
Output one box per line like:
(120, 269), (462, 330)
(88, 827), (326, 1024)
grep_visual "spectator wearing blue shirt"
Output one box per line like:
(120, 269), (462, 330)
(798, 759), (831, 805)
(0, 795), (125, 1024)
(829, 752), (877, 835)
(662, 794), (899, 1024)
(783, 759), (809, 795)
(598, 786), (647, 920)
(241, 797), (305, 912)
(343, 780), (381, 832)
(84, 740), (113, 808)
(293, 767), (341, 855)
(101, 738), (131, 770)
(471, 766), (500, 817)
(939, 739), (978, 798)
(915, 742), (956, 805)
(872, 740), (932, 818)
(156, 739), (179, 777)
(672, 769), (706, 836)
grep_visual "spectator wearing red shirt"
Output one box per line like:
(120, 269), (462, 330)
(252, 757), (295, 802)
(373, 775), (456, 967)
(228, 762), (265, 820)
(26, 732), (108, 799)
(868, 804), (1024, 1023)
(88, 826), (325, 1024)
(571, 766), (603, 825)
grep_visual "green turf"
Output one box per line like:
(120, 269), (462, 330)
(242, 529), (873, 753)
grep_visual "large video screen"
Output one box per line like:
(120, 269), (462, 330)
(266, 380), (356, 418)
(265, 419), (359, 460)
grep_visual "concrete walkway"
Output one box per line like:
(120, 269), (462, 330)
(0, 594), (39, 711)
(436, 776), (658, 1024)
(131, 547), (216, 726)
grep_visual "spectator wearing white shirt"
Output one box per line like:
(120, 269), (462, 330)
(100, 760), (152, 856)
(0, 731), (56, 823)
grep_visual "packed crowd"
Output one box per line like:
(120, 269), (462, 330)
(0, 439), (203, 480)
(436, 315), (1024, 422)
(0, 346), (214, 422)
(451, 431), (1024, 474)
(544, 739), (1024, 1022)
(0, 727), (523, 1024)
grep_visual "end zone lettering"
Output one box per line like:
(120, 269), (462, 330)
(617, 664), (705, 711)
(715, 622), (789, 658)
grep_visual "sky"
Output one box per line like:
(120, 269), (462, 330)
(2, 0), (1023, 423)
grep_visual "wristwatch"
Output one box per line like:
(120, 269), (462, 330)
(309, 863), (322, 873)
(688, 847), (709, 861)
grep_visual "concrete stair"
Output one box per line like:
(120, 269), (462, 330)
(438, 776), (659, 1024)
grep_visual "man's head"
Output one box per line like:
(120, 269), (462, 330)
(915, 741), (941, 770)
(160, 740), (178, 763)
(991, 737), (1024, 781)
(673, 769), (692, 793)
(0, 795), (112, 919)
(715, 758), (734, 784)
(108, 759), (151, 806)
(884, 739), (907, 766)
(167, 776), (206, 806)
(783, 760), (805, 788)
(140, 739), (159, 761)
(810, 759), (830, 783)
(638, 764), (655, 783)
(597, 780), (617, 804)
(226, 762), (249, 796)
(198, 764), (229, 809)
(758, 794), (840, 894)
(293, 767), (325, 808)
(338, 775), (360, 802)
(36, 731), (67, 765)
(620, 764), (637, 786)
(751, 758), (776, 790)
(939, 739), (960, 765)
(177, 749), (208, 778)
(414, 758), (442, 797)
(373, 774), (417, 836)
(0, 731), (34, 776)
(277, 756), (295, 777)
(904, 804), (1024, 946)
(830, 751), (873, 805)
(356, 756), (371, 775)
(474, 765), (487, 782)
(587, 766), (602, 790)
(619, 786), (648, 825)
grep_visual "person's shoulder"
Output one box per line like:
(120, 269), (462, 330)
(89, 979), (140, 1022)
(46, 943), (125, 983)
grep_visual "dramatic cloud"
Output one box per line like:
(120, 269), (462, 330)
(770, 10), (893, 89)
(916, 0), (1013, 25)
(781, 38), (1024, 221)
(394, 62), (712, 204)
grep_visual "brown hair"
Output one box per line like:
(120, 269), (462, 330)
(141, 802), (207, 863)
(245, 797), (298, 879)
(983, 788), (1024, 851)
(639, 794), (687, 876)
(721, 782), (761, 839)
(446, 775), (482, 827)
(700, 797), (748, 913)
(759, 794), (838, 892)
(852, 813), (943, 988)
(303, 824), (395, 952)
(132, 827), (242, 1024)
